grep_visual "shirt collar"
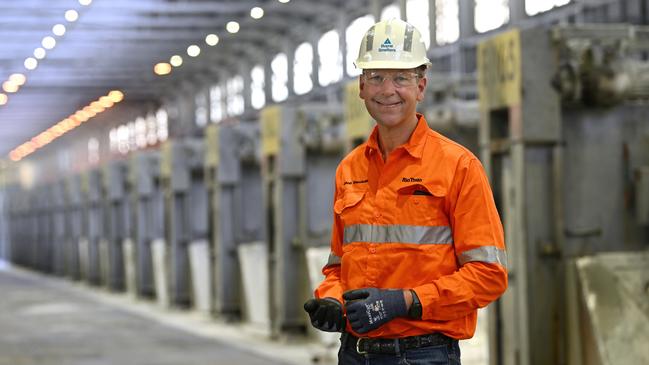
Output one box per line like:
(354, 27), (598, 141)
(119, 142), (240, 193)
(364, 113), (429, 159)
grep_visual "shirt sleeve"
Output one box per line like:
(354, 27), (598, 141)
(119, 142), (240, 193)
(414, 157), (508, 321)
(313, 176), (345, 303)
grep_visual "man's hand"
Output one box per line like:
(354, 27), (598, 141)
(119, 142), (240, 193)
(343, 288), (408, 334)
(303, 298), (346, 332)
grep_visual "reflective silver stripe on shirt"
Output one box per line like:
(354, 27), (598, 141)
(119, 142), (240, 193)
(458, 246), (508, 269)
(343, 224), (453, 245)
(326, 252), (341, 266)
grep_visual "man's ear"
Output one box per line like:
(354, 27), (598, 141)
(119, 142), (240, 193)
(416, 76), (427, 102)
(359, 76), (366, 100)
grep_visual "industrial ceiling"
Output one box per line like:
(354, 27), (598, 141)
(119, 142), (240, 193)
(0, 0), (370, 158)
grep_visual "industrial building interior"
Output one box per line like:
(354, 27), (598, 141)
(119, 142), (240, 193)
(0, 0), (648, 364)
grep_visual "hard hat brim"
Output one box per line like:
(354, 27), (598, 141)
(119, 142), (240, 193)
(355, 59), (432, 70)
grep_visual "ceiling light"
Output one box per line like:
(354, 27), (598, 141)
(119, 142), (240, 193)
(87, 106), (102, 115)
(3, 81), (18, 93)
(9, 74), (26, 86)
(278, 0), (290, 3)
(73, 117), (83, 126)
(226, 21), (240, 33)
(170, 55), (183, 67)
(187, 45), (201, 57)
(251, 7), (264, 19)
(79, 0), (92, 5)
(51, 125), (64, 136)
(90, 101), (104, 110)
(108, 90), (124, 102)
(34, 48), (46, 59)
(61, 118), (75, 129)
(42, 36), (56, 49)
(52, 24), (66, 36)
(7, 88), (126, 161)
(65, 10), (79, 22)
(205, 34), (219, 46)
(75, 111), (91, 122)
(154, 62), (172, 75)
(99, 96), (114, 108)
(24, 57), (38, 70)
(48, 127), (62, 137)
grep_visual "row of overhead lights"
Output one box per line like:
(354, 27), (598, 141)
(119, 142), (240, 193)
(0, 0), (93, 108)
(153, 0), (291, 76)
(9, 90), (124, 162)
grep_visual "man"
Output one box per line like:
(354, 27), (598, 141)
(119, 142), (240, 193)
(304, 19), (507, 364)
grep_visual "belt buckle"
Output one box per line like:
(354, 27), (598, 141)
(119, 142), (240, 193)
(356, 337), (368, 355)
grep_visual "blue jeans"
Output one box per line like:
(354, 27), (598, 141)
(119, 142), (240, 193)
(338, 334), (461, 365)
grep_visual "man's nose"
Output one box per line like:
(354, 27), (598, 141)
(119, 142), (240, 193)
(378, 77), (398, 94)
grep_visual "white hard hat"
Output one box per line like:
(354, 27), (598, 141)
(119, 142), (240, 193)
(355, 18), (431, 70)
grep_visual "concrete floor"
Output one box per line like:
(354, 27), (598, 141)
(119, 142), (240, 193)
(0, 260), (489, 365)
(0, 263), (312, 365)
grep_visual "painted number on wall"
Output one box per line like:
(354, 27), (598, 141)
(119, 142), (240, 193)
(260, 105), (281, 156)
(477, 28), (522, 109)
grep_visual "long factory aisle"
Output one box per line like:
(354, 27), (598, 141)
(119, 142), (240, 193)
(0, 260), (317, 365)
(0, 259), (491, 365)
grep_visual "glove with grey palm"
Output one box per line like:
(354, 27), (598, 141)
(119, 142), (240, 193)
(343, 287), (408, 334)
(303, 298), (346, 332)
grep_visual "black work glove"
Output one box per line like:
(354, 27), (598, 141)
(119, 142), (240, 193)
(343, 288), (407, 334)
(303, 297), (346, 332)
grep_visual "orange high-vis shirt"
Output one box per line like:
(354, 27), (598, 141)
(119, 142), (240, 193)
(315, 114), (508, 340)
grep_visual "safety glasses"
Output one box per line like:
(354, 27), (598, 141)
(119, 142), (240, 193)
(362, 70), (422, 88)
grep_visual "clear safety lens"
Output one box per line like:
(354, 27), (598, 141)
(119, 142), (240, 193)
(363, 71), (420, 87)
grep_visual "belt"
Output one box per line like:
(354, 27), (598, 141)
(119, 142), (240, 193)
(343, 332), (455, 355)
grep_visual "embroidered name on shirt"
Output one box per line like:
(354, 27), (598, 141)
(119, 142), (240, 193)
(402, 177), (422, 183)
(344, 179), (369, 185)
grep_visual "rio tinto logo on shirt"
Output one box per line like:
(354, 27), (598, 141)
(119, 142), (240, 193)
(402, 177), (423, 183)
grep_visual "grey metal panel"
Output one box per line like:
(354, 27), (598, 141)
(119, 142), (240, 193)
(305, 154), (337, 243)
(271, 177), (307, 332)
(129, 150), (162, 297)
(520, 28), (562, 141)
(169, 142), (190, 192)
(106, 161), (127, 200)
(190, 180), (209, 237)
(211, 121), (264, 313)
(523, 147), (560, 365)
(163, 138), (205, 306)
(87, 170), (102, 203)
(215, 185), (240, 314)
(51, 180), (68, 276)
(218, 125), (242, 185)
(562, 106), (649, 254)
(279, 106), (306, 177)
(240, 165), (264, 242)
(635, 166), (649, 225)
(133, 152), (159, 197)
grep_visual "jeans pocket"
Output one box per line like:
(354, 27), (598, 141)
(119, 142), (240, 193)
(404, 344), (451, 365)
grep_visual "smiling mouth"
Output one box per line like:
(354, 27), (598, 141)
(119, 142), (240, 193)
(375, 100), (402, 107)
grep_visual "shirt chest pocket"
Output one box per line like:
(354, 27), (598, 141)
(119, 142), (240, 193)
(334, 191), (366, 225)
(395, 183), (448, 225)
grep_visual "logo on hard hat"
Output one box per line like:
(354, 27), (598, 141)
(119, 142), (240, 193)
(378, 38), (396, 52)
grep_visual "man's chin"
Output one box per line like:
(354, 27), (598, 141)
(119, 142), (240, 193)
(374, 116), (404, 128)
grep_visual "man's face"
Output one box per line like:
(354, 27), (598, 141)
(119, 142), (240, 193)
(359, 68), (427, 129)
